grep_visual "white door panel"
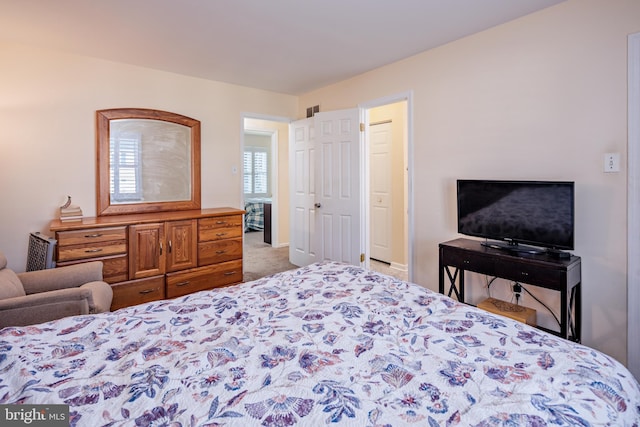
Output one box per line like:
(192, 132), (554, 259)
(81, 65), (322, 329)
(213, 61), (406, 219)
(289, 118), (316, 266)
(370, 122), (392, 262)
(314, 109), (362, 266)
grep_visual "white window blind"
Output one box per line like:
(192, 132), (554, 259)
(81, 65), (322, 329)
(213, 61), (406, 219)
(244, 147), (269, 197)
(110, 134), (142, 201)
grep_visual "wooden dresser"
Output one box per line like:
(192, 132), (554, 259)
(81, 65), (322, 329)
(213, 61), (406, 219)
(50, 208), (244, 310)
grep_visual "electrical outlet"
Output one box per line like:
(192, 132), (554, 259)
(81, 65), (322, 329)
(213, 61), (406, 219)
(604, 153), (620, 173)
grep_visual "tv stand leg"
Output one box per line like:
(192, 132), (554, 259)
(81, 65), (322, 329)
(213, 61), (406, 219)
(442, 266), (464, 302)
(568, 284), (581, 342)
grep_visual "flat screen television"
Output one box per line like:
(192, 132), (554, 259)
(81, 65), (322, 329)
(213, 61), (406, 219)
(456, 180), (575, 256)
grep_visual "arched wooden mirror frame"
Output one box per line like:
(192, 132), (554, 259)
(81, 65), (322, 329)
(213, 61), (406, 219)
(96, 108), (201, 216)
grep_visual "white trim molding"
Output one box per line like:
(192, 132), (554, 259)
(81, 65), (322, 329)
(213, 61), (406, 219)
(627, 32), (640, 380)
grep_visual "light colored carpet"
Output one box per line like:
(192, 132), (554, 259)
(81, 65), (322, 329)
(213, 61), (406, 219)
(242, 230), (409, 283)
(243, 231), (298, 282)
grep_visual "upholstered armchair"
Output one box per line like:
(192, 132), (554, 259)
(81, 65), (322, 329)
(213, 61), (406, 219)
(0, 251), (113, 328)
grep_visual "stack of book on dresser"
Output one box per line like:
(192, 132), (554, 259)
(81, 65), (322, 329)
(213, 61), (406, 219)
(60, 204), (83, 222)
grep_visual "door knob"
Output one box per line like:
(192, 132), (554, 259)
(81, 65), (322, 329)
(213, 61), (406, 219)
(314, 203), (322, 208)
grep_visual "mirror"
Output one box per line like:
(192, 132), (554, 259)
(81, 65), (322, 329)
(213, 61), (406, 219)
(97, 108), (201, 215)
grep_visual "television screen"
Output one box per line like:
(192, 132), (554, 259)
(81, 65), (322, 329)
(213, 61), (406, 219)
(457, 180), (575, 251)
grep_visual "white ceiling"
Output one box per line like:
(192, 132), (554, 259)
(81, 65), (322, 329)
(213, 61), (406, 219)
(0, 0), (564, 95)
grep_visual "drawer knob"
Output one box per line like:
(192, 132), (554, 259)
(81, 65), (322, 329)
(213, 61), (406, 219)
(224, 271), (237, 276)
(139, 288), (158, 295)
(216, 221), (227, 225)
(215, 250), (226, 254)
(175, 281), (190, 287)
(521, 272), (529, 277)
(463, 260), (470, 264)
(216, 232), (227, 237)
(84, 233), (103, 238)
(84, 248), (103, 253)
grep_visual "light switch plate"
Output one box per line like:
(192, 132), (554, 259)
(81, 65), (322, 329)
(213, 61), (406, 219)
(604, 153), (620, 173)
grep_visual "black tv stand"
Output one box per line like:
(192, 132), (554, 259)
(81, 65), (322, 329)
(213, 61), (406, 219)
(439, 238), (581, 342)
(546, 248), (571, 259)
(480, 240), (544, 256)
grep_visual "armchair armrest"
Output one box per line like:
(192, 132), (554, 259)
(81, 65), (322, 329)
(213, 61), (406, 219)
(0, 287), (92, 328)
(18, 262), (103, 295)
(80, 281), (113, 313)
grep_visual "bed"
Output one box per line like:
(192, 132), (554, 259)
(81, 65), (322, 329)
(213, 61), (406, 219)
(1, 262), (639, 426)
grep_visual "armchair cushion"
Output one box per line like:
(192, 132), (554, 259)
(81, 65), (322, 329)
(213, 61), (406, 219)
(0, 267), (26, 300)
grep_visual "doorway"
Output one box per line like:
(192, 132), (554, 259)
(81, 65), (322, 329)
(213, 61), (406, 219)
(242, 115), (294, 280)
(366, 100), (409, 282)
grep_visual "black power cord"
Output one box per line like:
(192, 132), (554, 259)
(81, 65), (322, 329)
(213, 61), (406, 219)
(486, 276), (498, 297)
(517, 282), (562, 329)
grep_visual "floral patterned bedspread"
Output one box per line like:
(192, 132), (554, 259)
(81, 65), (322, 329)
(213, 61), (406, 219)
(1, 262), (639, 426)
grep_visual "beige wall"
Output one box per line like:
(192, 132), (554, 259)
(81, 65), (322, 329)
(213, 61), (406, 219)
(0, 42), (297, 272)
(300, 0), (639, 365)
(244, 118), (290, 246)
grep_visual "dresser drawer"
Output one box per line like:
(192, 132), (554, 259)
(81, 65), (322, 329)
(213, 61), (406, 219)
(440, 246), (496, 274)
(495, 262), (565, 289)
(199, 216), (243, 241)
(111, 276), (165, 310)
(57, 240), (127, 262)
(198, 238), (242, 265)
(56, 254), (128, 284)
(100, 254), (129, 283)
(166, 259), (243, 298)
(56, 226), (127, 246)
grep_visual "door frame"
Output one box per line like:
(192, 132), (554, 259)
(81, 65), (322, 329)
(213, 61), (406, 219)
(359, 91), (414, 282)
(627, 32), (640, 379)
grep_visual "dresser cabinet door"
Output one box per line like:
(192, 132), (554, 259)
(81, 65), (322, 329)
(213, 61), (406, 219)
(166, 219), (198, 272)
(129, 223), (166, 279)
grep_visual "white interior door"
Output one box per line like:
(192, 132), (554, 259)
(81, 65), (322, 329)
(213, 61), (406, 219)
(289, 117), (316, 267)
(314, 108), (362, 265)
(369, 122), (392, 263)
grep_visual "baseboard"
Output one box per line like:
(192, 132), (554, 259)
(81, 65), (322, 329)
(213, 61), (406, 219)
(390, 262), (408, 272)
